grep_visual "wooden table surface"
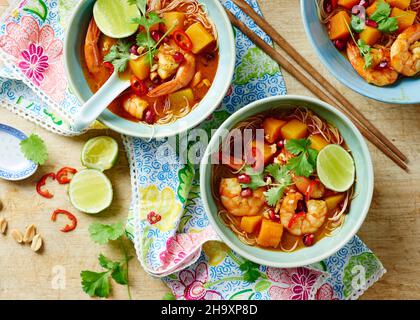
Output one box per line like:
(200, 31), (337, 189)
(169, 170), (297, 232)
(0, 0), (419, 300)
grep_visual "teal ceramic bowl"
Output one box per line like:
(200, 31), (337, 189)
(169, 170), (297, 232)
(64, 0), (235, 138)
(200, 95), (374, 268)
(301, 1), (420, 104)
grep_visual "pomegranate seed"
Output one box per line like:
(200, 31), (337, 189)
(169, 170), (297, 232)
(240, 188), (253, 198)
(268, 209), (279, 221)
(303, 234), (315, 247)
(144, 109), (155, 124)
(378, 61), (388, 69)
(151, 30), (161, 42)
(173, 52), (185, 64)
(162, 36), (170, 43)
(277, 140), (285, 149)
(333, 39), (347, 51)
(365, 19), (378, 28)
(325, 1), (333, 14)
(238, 174), (251, 184)
(130, 45), (139, 55)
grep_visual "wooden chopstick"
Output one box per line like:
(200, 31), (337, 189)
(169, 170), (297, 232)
(225, 9), (409, 172)
(232, 0), (407, 163)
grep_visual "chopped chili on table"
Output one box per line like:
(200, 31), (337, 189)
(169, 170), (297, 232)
(36, 173), (56, 199)
(51, 209), (78, 232)
(56, 167), (77, 185)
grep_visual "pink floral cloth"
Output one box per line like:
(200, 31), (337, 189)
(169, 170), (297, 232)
(0, 16), (66, 102)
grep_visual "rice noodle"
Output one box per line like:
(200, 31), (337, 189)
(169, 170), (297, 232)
(316, 0), (340, 24)
(280, 240), (299, 252)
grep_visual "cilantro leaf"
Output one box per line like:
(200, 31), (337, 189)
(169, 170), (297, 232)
(285, 139), (310, 155)
(377, 17), (398, 33)
(285, 139), (318, 177)
(240, 166), (267, 190)
(264, 186), (286, 207)
(370, 0), (398, 34)
(239, 261), (261, 283)
(136, 32), (156, 48)
(263, 164), (292, 206)
(357, 39), (373, 69)
(351, 15), (365, 33)
(104, 41), (131, 73)
(89, 222), (125, 245)
(286, 153), (314, 177)
(20, 134), (48, 165)
(81, 270), (111, 298)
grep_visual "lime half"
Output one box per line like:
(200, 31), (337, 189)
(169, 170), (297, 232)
(317, 144), (355, 192)
(93, 0), (140, 38)
(81, 136), (118, 171)
(69, 169), (113, 214)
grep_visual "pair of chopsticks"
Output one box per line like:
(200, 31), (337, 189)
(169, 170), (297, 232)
(224, 0), (409, 171)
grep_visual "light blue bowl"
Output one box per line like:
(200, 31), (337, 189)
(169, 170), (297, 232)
(64, 0), (235, 138)
(301, 1), (420, 105)
(200, 95), (374, 268)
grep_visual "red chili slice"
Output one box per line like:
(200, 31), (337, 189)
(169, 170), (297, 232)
(305, 180), (318, 202)
(288, 211), (306, 229)
(173, 30), (193, 52)
(36, 173), (56, 199)
(51, 209), (77, 233)
(130, 75), (148, 96)
(56, 167), (77, 185)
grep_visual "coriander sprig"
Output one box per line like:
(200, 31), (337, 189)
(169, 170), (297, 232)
(285, 139), (318, 178)
(20, 134), (48, 165)
(370, 0), (398, 34)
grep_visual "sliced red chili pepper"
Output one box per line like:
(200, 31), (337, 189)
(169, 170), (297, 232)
(173, 29), (193, 52)
(288, 211), (306, 229)
(56, 167), (77, 185)
(36, 173), (56, 199)
(130, 75), (148, 96)
(51, 209), (77, 232)
(305, 180), (318, 202)
(103, 61), (114, 74)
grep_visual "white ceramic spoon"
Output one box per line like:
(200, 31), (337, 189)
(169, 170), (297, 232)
(72, 72), (130, 132)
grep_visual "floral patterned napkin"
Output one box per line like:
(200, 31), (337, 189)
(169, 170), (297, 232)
(0, 0), (386, 300)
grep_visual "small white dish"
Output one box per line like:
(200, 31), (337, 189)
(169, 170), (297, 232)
(0, 124), (38, 181)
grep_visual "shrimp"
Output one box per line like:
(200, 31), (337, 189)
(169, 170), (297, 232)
(346, 42), (398, 86)
(219, 178), (266, 217)
(280, 192), (327, 236)
(84, 18), (102, 75)
(123, 95), (149, 120)
(147, 53), (196, 98)
(391, 24), (420, 77)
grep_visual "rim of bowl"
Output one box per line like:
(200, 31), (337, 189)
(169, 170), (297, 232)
(200, 95), (374, 268)
(300, 1), (419, 105)
(64, 0), (236, 138)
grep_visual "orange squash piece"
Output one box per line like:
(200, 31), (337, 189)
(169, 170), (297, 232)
(359, 26), (382, 46)
(257, 219), (283, 248)
(263, 118), (287, 144)
(386, 0), (411, 10)
(366, 2), (378, 17)
(325, 194), (346, 213)
(250, 140), (277, 166)
(390, 8), (417, 32)
(280, 119), (308, 140)
(328, 11), (351, 40)
(338, 0), (360, 9)
(240, 216), (263, 234)
(308, 134), (330, 152)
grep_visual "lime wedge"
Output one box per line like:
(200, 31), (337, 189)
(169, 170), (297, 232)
(93, 0), (140, 38)
(81, 136), (118, 171)
(317, 144), (355, 192)
(69, 169), (113, 214)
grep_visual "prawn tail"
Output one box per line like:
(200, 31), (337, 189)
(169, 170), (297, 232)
(147, 79), (182, 98)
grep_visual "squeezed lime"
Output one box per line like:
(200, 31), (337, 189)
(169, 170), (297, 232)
(93, 0), (140, 38)
(69, 169), (113, 214)
(81, 136), (118, 171)
(317, 144), (355, 192)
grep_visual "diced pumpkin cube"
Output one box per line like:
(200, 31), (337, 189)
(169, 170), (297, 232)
(325, 194), (345, 213)
(240, 216), (263, 234)
(169, 88), (195, 109)
(250, 140), (277, 166)
(386, 0), (411, 10)
(185, 22), (215, 54)
(281, 119), (308, 140)
(391, 8), (417, 32)
(163, 12), (186, 33)
(309, 134), (330, 151)
(338, 0), (359, 9)
(329, 11), (351, 40)
(366, 2), (378, 17)
(257, 219), (283, 248)
(129, 56), (150, 80)
(359, 26), (382, 46)
(263, 118), (287, 144)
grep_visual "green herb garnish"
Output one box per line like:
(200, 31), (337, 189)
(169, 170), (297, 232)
(370, 0), (398, 33)
(20, 134), (48, 165)
(81, 222), (132, 299)
(239, 260), (261, 283)
(240, 166), (267, 190)
(285, 139), (318, 178)
(344, 19), (373, 69)
(104, 40), (131, 73)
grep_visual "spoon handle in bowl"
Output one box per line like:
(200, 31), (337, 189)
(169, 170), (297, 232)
(71, 72), (130, 132)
